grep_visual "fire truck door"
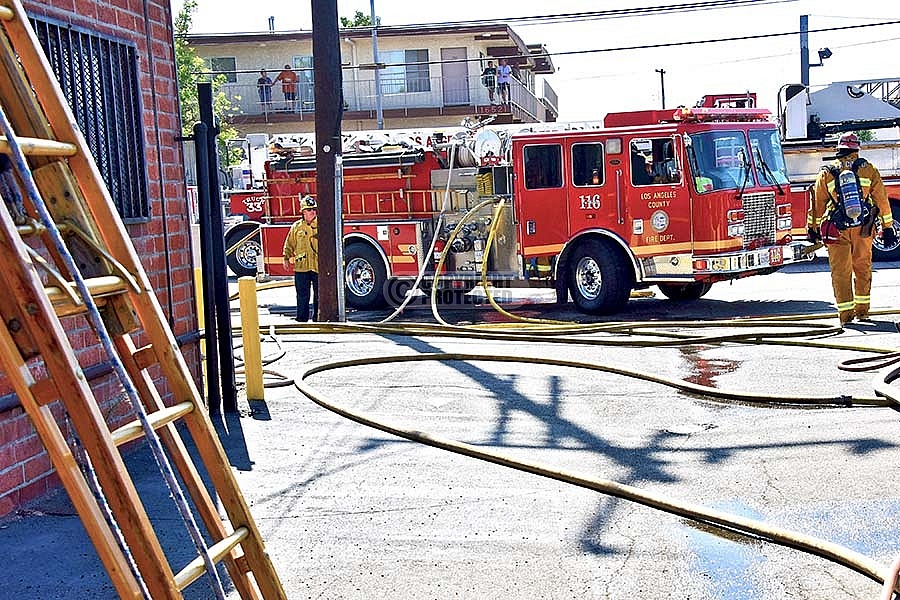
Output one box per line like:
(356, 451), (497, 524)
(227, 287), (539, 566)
(517, 143), (568, 258)
(626, 136), (692, 259)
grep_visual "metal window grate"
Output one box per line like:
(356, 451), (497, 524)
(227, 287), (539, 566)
(31, 18), (150, 221)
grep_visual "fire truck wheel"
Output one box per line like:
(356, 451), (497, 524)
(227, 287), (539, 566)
(567, 238), (633, 315)
(872, 199), (900, 262)
(656, 281), (713, 301)
(224, 223), (262, 278)
(344, 243), (388, 310)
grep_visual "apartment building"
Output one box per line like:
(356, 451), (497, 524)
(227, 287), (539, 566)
(187, 22), (558, 136)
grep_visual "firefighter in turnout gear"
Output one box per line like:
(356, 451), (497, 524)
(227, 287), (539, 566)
(283, 195), (319, 321)
(808, 133), (895, 324)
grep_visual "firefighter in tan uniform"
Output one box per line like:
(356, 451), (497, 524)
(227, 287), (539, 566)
(808, 133), (895, 324)
(282, 195), (319, 321)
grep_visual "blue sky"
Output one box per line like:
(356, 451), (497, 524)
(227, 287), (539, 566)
(172, 0), (900, 121)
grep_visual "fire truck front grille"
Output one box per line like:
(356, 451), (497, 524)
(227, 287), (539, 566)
(741, 191), (776, 249)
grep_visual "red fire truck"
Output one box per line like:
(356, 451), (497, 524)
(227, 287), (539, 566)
(224, 105), (811, 315)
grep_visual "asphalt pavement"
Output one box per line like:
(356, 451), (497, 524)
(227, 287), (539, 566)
(3, 253), (900, 599)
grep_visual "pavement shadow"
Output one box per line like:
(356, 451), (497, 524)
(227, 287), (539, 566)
(353, 332), (898, 559)
(212, 409), (255, 471)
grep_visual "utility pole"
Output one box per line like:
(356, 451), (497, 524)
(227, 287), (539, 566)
(655, 68), (666, 109)
(312, 0), (343, 322)
(370, 0), (384, 129)
(800, 14), (810, 87)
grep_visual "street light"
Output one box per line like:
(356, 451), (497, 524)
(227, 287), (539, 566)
(800, 15), (832, 87)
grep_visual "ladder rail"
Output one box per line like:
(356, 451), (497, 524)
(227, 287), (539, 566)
(0, 0), (287, 597)
(0, 321), (147, 600)
(0, 106), (185, 600)
(115, 334), (264, 600)
(2, 3), (288, 597)
(0, 96), (228, 600)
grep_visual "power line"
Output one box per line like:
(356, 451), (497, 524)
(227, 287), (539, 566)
(555, 34), (900, 83)
(369, 0), (799, 29)
(542, 19), (900, 60)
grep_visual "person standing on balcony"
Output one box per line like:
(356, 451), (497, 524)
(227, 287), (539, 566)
(481, 60), (497, 104)
(257, 69), (273, 109)
(274, 64), (299, 111)
(496, 58), (512, 104)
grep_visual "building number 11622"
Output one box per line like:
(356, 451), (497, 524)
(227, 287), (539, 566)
(578, 194), (601, 209)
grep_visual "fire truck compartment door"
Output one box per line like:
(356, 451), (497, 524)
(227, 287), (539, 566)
(385, 221), (426, 277)
(517, 142), (568, 257)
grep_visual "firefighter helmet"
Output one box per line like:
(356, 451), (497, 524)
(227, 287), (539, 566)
(301, 195), (317, 210)
(836, 132), (860, 151)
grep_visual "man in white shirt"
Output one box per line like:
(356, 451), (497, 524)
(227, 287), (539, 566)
(496, 58), (513, 103)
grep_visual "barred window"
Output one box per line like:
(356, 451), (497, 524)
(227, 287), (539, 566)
(31, 18), (150, 221)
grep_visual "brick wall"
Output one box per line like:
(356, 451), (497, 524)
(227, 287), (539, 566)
(0, 0), (200, 517)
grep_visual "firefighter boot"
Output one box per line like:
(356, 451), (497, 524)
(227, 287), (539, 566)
(839, 310), (855, 325)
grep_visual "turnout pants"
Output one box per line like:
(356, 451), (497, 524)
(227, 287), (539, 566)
(825, 225), (873, 323)
(294, 270), (318, 322)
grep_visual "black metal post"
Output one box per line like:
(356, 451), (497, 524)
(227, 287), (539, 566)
(191, 122), (221, 412)
(655, 68), (666, 110)
(197, 83), (237, 412)
(312, 0), (343, 322)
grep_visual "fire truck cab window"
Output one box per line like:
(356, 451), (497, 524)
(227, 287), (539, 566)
(630, 138), (681, 186)
(571, 143), (604, 186)
(523, 144), (563, 190)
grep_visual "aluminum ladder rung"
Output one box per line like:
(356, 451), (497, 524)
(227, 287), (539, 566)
(0, 135), (77, 157)
(174, 528), (250, 591)
(110, 401), (195, 446)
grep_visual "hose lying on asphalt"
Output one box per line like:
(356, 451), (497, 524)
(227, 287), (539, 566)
(287, 351), (898, 591)
(231, 288), (900, 593)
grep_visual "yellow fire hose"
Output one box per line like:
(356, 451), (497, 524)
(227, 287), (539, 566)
(290, 352), (897, 591)
(229, 311), (900, 594)
(227, 188), (900, 593)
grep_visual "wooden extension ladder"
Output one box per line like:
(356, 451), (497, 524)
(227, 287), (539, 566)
(0, 1), (286, 598)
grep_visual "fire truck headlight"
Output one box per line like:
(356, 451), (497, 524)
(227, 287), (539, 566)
(776, 217), (792, 230)
(727, 223), (745, 238)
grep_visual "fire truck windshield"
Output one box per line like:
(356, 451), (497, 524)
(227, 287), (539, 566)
(687, 129), (789, 193)
(748, 128), (790, 187)
(687, 130), (752, 192)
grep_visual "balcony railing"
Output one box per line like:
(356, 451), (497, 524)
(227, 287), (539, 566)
(219, 73), (545, 123)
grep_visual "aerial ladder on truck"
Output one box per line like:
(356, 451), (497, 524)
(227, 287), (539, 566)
(0, 1), (285, 598)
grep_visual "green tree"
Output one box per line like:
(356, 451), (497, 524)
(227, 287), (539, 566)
(340, 11), (372, 27)
(174, 0), (240, 164)
(855, 129), (875, 142)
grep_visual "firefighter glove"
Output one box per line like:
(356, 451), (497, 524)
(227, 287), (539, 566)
(882, 226), (897, 248)
(807, 226), (821, 243)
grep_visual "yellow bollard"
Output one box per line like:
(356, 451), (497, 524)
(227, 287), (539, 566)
(194, 268), (207, 399)
(238, 276), (265, 400)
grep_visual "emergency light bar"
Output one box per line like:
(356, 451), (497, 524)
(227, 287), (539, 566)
(673, 106), (772, 123)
